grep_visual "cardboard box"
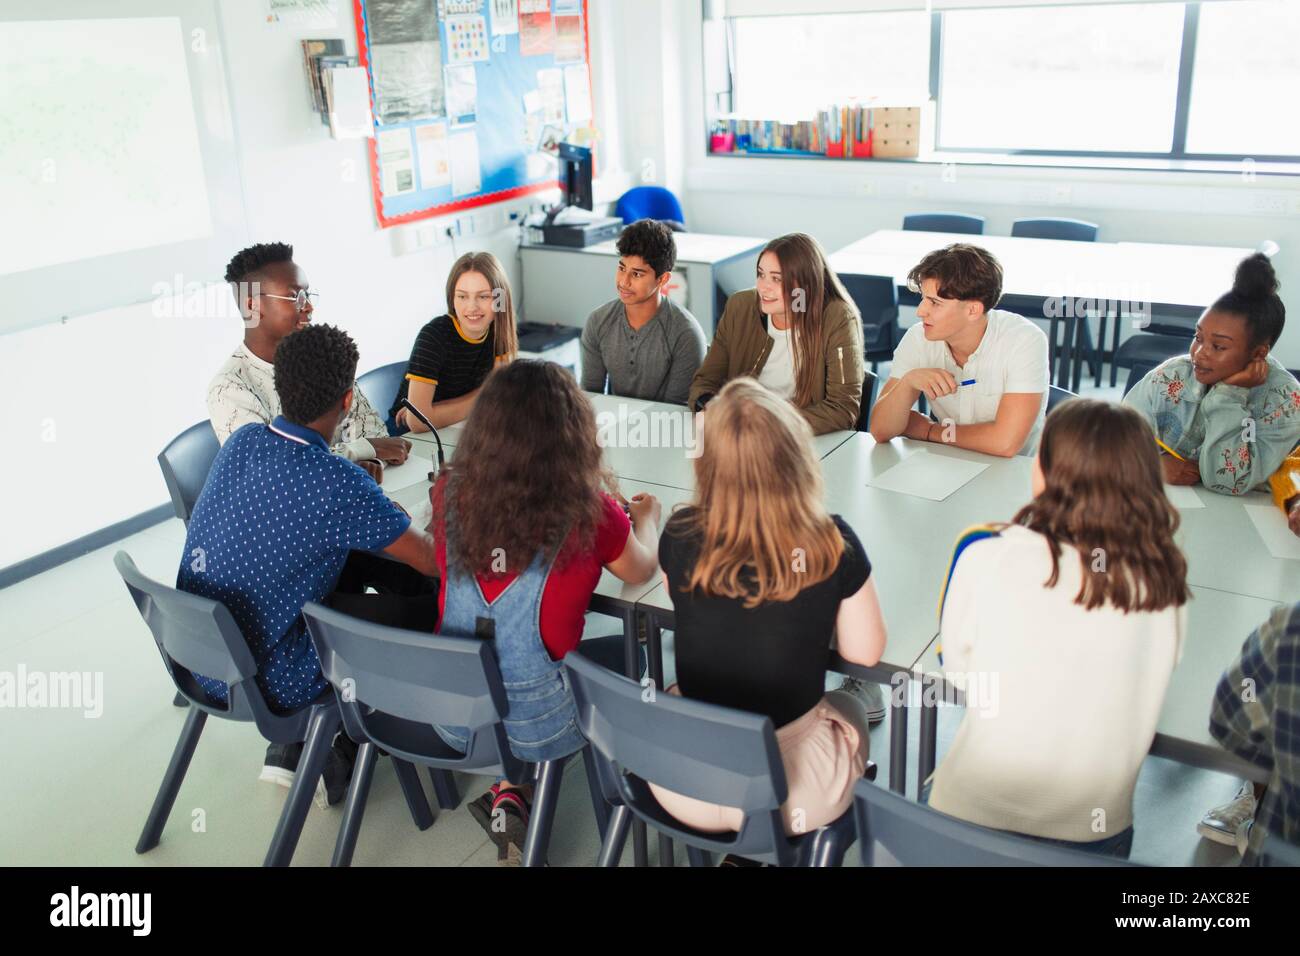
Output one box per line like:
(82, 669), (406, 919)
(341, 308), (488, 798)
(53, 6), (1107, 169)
(870, 106), (921, 158)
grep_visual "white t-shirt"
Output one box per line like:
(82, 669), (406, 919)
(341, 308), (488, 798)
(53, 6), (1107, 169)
(889, 308), (1049, 455)
(928, 525), (1186, 843)
(756, 323), (797, 400)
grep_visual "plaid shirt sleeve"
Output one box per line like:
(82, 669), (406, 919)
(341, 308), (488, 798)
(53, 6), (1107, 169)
(1209, 602), (1300, 858)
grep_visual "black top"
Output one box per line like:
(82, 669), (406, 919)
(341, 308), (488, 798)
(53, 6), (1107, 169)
(392, 314), (496, 420)
(659, 512), (872, 728)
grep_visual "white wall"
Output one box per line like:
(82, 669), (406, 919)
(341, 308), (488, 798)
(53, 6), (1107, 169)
(0, 0), (623, 571)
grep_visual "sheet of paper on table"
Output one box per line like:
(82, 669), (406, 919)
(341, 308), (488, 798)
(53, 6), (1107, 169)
(377, 452), (434, 493)
(867, 449), (990, 502)
(1244, 501), (1300, 560)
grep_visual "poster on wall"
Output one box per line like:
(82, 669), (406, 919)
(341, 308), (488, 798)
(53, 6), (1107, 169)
(368, 0), (444, 123)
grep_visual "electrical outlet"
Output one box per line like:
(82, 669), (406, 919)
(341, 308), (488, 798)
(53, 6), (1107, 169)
(906, 180), (926, 199)
(1051, 185), (1072, 205)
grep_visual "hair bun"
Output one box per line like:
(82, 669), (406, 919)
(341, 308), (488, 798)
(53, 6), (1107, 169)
(1233, 252), (1279, 300)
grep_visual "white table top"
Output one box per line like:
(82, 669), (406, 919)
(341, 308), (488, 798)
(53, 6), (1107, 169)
(523, 232), (767, 266)
(830, 229), (1256, 310)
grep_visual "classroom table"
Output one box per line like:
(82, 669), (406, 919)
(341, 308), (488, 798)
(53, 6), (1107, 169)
(519, 233), (767, 335)
(828, 230), (1256, 390)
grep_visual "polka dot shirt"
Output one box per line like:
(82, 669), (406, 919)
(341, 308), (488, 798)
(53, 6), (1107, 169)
(176, 416), (410, 712)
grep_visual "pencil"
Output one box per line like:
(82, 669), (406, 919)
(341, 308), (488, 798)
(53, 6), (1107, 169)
(1154, 437), (1185, 461)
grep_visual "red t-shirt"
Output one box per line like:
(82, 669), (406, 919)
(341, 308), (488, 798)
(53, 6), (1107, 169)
(435, 494), (632, 660)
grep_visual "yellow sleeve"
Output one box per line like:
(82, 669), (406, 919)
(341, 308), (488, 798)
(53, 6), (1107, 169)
(1269, 450), (1300, 513)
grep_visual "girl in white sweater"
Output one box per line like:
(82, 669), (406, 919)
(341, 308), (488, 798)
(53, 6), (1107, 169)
(926, 398), (1190, 858)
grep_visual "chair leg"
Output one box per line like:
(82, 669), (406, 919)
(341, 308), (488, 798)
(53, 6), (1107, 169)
(393, 759), (434, 831)
(428, 768), (460, 811)
(580, 746), (610, 840)
(658, 832), (675, 867)
(136, 705), (207, 853)
(171, 691), (187, 708)
(597, 805), (633, 867)
(264, 706), (339, 867)
(685, 845), (713, 868)
(522, 759), (564, 867)
(806, 828), (850, 868)
(331, 741), (378, 867)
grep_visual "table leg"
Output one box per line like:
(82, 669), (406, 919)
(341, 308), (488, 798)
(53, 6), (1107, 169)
(621, 606), (648, 867)
(645, 617), (673, 866)
(1095, 311), (1108, 390)
(917, 674), (938, 796)
(888, 675), (908, 795)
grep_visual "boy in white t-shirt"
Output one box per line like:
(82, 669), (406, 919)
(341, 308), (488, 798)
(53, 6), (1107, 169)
(869, 243), (1049, 457)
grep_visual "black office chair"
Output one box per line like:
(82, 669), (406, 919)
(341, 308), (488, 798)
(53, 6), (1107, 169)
(856, 370), (880, 432)
(1115, 333), (1189, 391)
(1123, 359), (1162, 398)
(356, 361), (408, 434)
(903, 212), (985, 236)
(157, 420), (221, 708)
(840, 273), (901, 373)
(1046, 385), (1076, 413)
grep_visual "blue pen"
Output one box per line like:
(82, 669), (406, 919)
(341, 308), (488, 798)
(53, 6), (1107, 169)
(960, 378), (976, 386)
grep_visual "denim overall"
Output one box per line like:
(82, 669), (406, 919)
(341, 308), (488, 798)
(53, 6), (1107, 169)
(435, 531), (586, 764)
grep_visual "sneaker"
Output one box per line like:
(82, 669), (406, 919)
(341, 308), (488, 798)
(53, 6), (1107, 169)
(259, 742), (302, 789)
(837, 676), (886, 724)
(314, 737), (359, 810)
(488, 788), (532, 866)
(1196, 782), (1256, 846)
(467, 782), (503, 836)
(1235, 818), (1254, 858)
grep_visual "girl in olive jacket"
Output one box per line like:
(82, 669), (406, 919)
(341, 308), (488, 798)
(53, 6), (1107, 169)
(689, 233), (865, 435)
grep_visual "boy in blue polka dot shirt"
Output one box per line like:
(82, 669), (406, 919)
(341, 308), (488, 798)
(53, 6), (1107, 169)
(178, 324), (440, 805)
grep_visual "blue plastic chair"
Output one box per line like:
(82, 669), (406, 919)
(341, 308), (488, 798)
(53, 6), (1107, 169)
(1011, 217), (1099, 243)
(565, 652), (872, 867)
(157, 421), (220, 527)
(840, 273), (901, 372)
(302, 601), (610, 867)
(615, 187), (686, 231)
(1046, 385), (1076, 413)
(902, 212), (985, 236)
(856, 370), (880, 432)
(1116, 334), (1189, 391)
(115, 551), (363, 867)
(853, 779), (1139, 866)
(357, 361), (408, 435)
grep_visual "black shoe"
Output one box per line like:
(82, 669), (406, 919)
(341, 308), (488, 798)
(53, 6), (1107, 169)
(315, 737), (358, 810)
(259, 742), (303, 789)
(467, 783), (501, 836)
(488, 789), (533, 866)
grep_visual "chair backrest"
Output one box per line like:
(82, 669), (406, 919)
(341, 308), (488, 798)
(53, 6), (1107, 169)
(1046, 385), (1076, 413)
(857, 370), (880, 431)
(564, 652), (792, 855)
(301, 601), (525, 780)
(1261, 831), (1300, 867)
(1011, 217), (1099, 243)
(839, 273), (900, 353)
(157, 421), (220, 525)
(113, 551), (305, 738)
(853, 779), (1138, 866)
(356, 361), (408, 431)
(615, 186), (686, 230)
(902, 212), (985, 236)
(1124, 360), (1161, 398)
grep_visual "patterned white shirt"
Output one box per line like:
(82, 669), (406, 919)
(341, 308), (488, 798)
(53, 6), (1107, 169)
(206, 343), (388, 461)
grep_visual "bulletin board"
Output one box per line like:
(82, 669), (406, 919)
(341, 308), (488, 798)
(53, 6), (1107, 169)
(353, 0), (595, 229)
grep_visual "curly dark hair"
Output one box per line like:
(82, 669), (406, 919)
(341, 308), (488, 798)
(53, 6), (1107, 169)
(273, 323), (359, 425)
(616, 219), (676, 277)
(431, 360), (618, 575)
(1211, 252), (1285, 349)
(1011, 398), (1189, 612)
(907, 243), (1003, 313)
(225, 241), (294, 284)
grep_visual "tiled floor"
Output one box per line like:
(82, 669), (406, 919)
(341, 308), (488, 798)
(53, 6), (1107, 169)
(0, 523), (1242, 866)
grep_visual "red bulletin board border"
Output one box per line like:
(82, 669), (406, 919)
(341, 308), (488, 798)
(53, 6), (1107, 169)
(353, 0), (597, 230)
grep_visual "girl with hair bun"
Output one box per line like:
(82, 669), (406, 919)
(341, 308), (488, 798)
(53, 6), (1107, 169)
(1124, 253), (1300, 496)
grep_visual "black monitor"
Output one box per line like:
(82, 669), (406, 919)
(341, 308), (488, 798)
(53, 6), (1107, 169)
(546, 143), (592, 225)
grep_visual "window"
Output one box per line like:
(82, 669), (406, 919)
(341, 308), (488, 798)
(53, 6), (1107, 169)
(730, 11), (930, 120)
(1185, 0), (1300, 157)
(938, 3), (1185, 153)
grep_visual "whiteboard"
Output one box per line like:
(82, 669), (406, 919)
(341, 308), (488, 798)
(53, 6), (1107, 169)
(0, 0), (247, 335)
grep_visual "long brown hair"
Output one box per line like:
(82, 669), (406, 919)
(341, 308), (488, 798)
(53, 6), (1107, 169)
(758, 233), (858, 408)
(445, 251), (518, 360)
(432, 360), (616, 574)
(669, 378), (845, 607)
(1013, 398), (1189, 612)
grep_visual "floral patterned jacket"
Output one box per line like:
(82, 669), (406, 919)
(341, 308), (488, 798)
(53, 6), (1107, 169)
(1123, 355), (1300, 496)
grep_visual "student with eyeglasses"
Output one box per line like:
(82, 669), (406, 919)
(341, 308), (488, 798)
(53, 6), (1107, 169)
(208, 242), (411, 483)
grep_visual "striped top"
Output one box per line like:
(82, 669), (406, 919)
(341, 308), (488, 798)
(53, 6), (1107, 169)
(391, 314), (499, 420)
